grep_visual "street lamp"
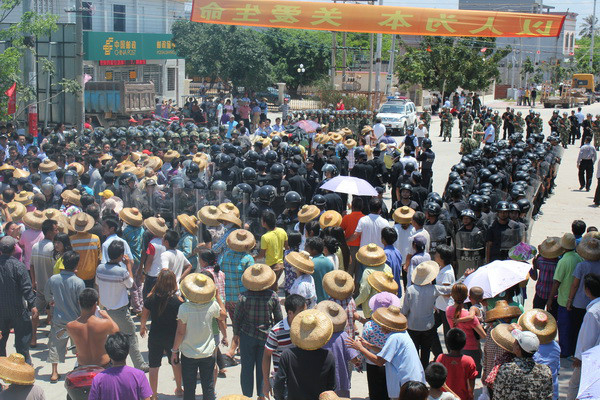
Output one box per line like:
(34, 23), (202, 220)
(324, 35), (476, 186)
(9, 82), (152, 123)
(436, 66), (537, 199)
(297, 64), (306, 94)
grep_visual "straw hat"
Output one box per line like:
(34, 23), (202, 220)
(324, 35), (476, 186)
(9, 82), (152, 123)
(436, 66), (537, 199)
(193, 152), (208, 165)
(129, 152), (142, 163)
(180, 273), (216, 304)
(100, 196), (123, 215)
(298, 205), (320, 223)
(341, 127), (352, 137)
(114, 162), (137, 177)
(242, 264), (276, 292)
(361, 126), (374, 135)
(560, 233), (577, 251)
(198, 205), (222, 227)
(518, 309), (557, 345)
(55, 213), (71, 235)
(269, 131), (281, 139)
(290, 309), (334, 350)
(322, 270), (353, 300)
(0, 164), (15, 172)
(68, 162), (85, 176)
(330, 133), (343, 143)
(12, 169), (30, 179)
(319, 210), (342, 229)
(356, 243), (387, 267)
(163, 150), (180, 162)
(143, 156), (163, 171)
(316, 300), (347, 333)
(485, 300), (523, 323)
(0, 353), (35, 385)
(143, 217), (168, 238)
(218, 202), (240, 218)
(14, 191), (33, 206)
(538, 237), (565, 259)
(7, 201), (26, 221)
(364, 145), (373, 157)
(217, 212), (242, 228)
(99, 153), (113, 162)
(177, 214), (198, 235)
(133, 167), (145, 179)
(70, 212), (95, 233)
(41, 208), (61, 221)
(344, 139), (357, 149)
(61, 189), (81, 207)
(576, 235), (600, 261)
(411, 260), (440, 286)
(285, 251), (314, 275)
(368, 271), (399, 294)
(393, 206), (415, 224)
(22, 210), (45, 230)
(39, 159), (58, 172)
(491, 323), (517, 352)
(372, 306), (407, 332)
(226, 229), (256, 253)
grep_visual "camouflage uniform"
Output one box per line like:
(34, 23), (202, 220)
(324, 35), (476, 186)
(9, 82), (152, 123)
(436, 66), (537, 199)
(514, 113), (525, 134)
(472, 121), (484, 146)
(460, 112), (473, 138)
(492, 113), (502, 139)
(460, 136), (479, 155)
(533, 115), (543, 134)
(558, 114), (571, 148)
(420, 111), (431, 131)
(593, 117), (600, 150)
(442, 110), (453, 141)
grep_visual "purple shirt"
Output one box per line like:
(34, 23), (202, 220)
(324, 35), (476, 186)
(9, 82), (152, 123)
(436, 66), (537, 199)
(88, 365), (152, 400)
(21, 229), (43, 270)
(530, 256), (558, 300)
(384, 245), (403, 297)
(322, 331), (359, 395)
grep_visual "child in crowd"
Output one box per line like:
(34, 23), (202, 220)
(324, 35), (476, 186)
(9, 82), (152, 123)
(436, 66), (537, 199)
(425, 362), (459, 400)
(455, 286), (486, 326)
(287, 251), (317, 308)
(323, 236), (340, 270)
(406, 235), (431, 287)
(435, 328), (477, 400)
(282, 232), (302, 296)
(382, 227), (403, 296)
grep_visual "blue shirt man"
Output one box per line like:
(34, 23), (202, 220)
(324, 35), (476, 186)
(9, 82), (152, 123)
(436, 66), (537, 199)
(484, 121), (495, 143)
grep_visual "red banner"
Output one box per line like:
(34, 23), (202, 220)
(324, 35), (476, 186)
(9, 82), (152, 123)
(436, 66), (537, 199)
(4, 82), (16, 115)
(28, 104), (38, 137)
(191, 0), (566, 37)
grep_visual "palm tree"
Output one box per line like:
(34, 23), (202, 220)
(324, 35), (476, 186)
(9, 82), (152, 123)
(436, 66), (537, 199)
(580, 15), (600, 38)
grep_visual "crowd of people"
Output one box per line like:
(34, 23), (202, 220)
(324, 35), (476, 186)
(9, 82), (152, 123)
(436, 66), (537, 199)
(0, 98), (598, 400)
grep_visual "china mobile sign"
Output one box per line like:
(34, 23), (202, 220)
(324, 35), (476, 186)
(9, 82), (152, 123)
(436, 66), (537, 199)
(84, 32), (179, 61)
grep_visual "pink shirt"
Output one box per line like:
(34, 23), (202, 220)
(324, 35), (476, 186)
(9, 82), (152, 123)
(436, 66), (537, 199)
(21, 229), (44, 270)
(13, 242), (23, 262)
(446, 305), (481, 351)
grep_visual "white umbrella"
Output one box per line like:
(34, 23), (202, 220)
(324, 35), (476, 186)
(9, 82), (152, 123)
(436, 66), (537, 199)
(578, 344), (600, 399)
(319, 175), (378, 196)
(463, 260), (531, 299)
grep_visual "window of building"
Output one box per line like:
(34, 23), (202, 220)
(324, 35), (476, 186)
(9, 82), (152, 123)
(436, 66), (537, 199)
(113, 4), (126, 32)
(82, 2), (92, 30)
(167, 68), (176, 91)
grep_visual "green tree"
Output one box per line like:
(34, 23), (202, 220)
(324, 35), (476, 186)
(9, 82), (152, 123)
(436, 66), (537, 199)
(580, 15), (599, 38)
(261, 29), (330, 91)
(574, 36), (600, 74)
(1, 0), (81, 123)
(395, 37), (510, 98)
(172, 21), (272, 91)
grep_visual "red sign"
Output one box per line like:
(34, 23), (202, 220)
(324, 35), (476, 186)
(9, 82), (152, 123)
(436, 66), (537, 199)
(28, 104), (38, 137)
(99, 60), (147, 66)
(4, 82), (16, 115)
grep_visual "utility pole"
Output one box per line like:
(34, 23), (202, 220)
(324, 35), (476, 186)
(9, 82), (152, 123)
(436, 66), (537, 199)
(367, 32), (374, 109)
(386, 34), (396, 95)
(591, 0), (597, 71)
(342, 32), (347, 87)
(373, 0), (383, 103)
(75, 0), (85, 132)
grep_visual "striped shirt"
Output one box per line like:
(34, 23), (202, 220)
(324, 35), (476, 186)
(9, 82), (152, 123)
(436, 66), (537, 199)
(31, 238), (55, 290)
(95, 262), (133, 310)
(70, 232), (101, 280)
(330, 296), (357, 338)
(265, 317), (292, 374)
(530, 256), (558, 300)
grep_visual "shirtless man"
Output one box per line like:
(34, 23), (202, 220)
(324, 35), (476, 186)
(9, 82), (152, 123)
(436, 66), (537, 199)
(67, 288), (118, 366)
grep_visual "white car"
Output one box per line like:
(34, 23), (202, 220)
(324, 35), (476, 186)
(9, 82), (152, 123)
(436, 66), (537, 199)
(376, 100), (417, 135)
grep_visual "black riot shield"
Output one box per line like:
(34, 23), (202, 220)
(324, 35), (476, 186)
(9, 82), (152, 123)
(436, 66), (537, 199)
(454, 230), (486, 277)
(499, 226), (523, 259)
(424, 222), (447, 255)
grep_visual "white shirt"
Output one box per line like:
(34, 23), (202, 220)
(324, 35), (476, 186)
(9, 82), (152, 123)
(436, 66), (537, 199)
(407, 228), (431, 255)
(373, 123), (386, 140)
(394, 224), (416, 261)
(289, 274), (317, 309)
(414, 126), (428, 138)
(355, 214), (390, 248)
(575, 297), (600, 359)
(400, 156), (418, 169)
(435, 264), (455, 311)
(575, 111), (585, 124)
(101, 234), (133, 269)
(147, 237), (167, 277)
(326, 253), (339, 270)
(161, 249), (191, 283)
(95, 262), (133, 310)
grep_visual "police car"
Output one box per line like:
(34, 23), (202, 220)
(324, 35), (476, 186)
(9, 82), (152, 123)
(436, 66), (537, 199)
(376, 97), (417, 135)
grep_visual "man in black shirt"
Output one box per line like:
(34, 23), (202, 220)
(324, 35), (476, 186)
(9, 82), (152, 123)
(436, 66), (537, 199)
(485, 201), (522, 263)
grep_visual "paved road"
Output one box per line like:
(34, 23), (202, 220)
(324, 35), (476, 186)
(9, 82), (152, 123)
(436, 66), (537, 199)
(10, 101), (600, 399)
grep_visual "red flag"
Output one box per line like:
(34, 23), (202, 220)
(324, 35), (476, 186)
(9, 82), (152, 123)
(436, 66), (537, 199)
(426, 47), (432, 52)
(480, 47), (487, 52)
(4, 82), (16, 115)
